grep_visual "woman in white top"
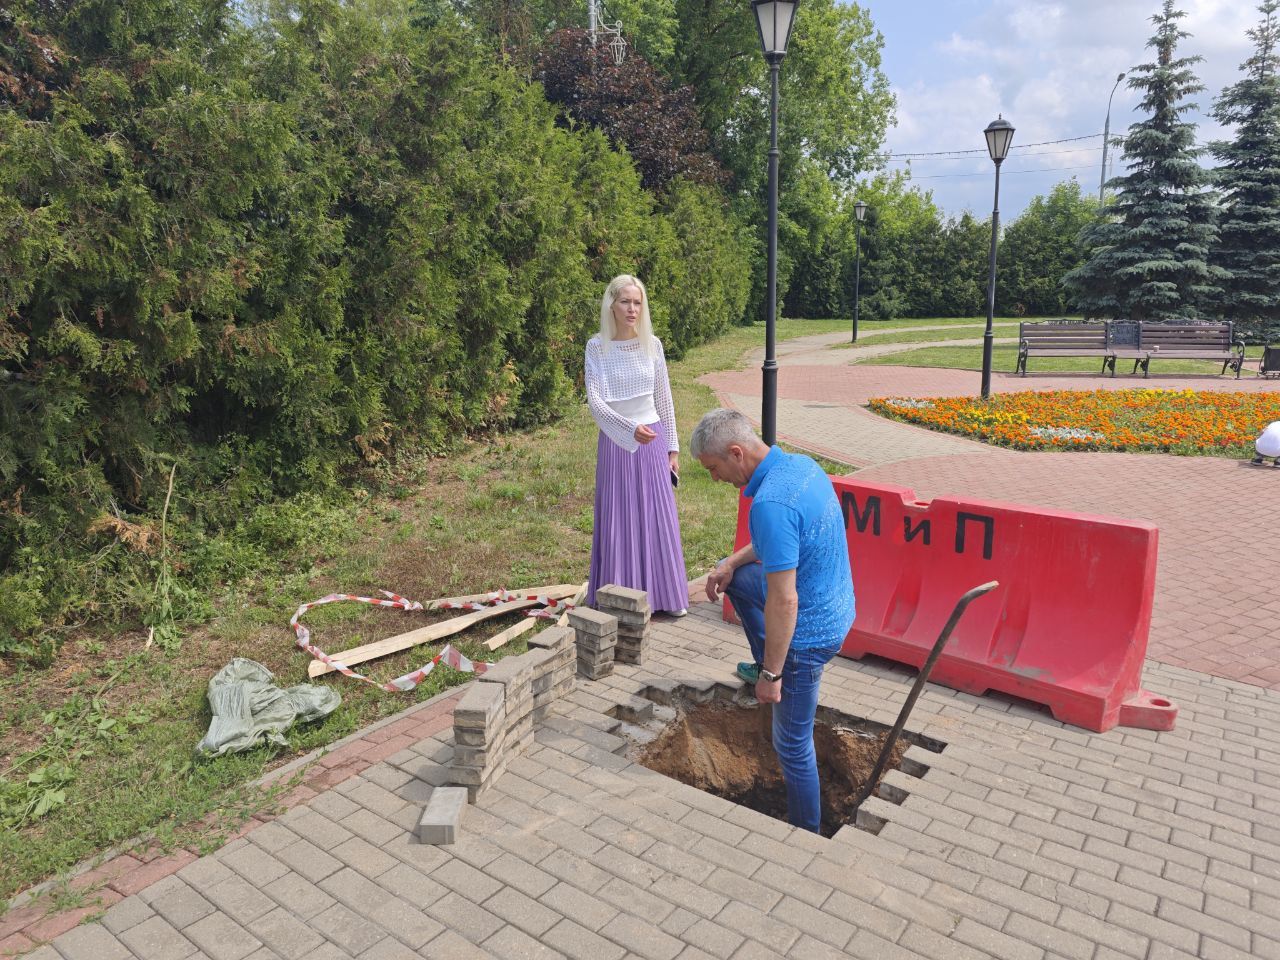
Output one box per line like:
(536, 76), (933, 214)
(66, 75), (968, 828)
(584, 275), (688, 615)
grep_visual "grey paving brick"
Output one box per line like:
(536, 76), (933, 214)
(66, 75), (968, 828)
(599, 912), (685, 960)
(689, 837), (763, 878)
(49, 921), (132, 960)
(201, 876), (278, 925)
(177, 857), (237, 892)
(368, 896), (444, 949)
(359, 938), (421, 960)
(1155, 897), (1251, 952)
(220, 842), (290, 887)
(482, 923), (565, 960)
(310, 790), (361, 822)
(340, 808), (402, 847)
(245, 906), (326, 960)
(650, 873), (731, 921)
(375, 862), (448, 909)
(118, 915), (199, 959)
(1055, 906), (1148, 959)
(421, 928), (501, 959)
(261, 870), (336, 920)
(101, 896), (157, 935)
(183, 912), (263, 960)
(539, 881), (619, 931)
(898, 924), (994, 960)
(676, 917), (743, 960)
(714, 901), (801, 955)
(1002, 911), (1093, 960)
(310, 900), (387, 955)
(704, 868), (782, 913)
(330, 836), (398, 878)
(483, 887), (560, 937)
(543, 918), (628, 960)
(538, 849), (614, 894)
(951, 917), (1045, 960)
(482, 853), (557, 899)
(844, 928), (928, 960)
(771, 894), (856, 948)
(275, 839), (343, 883)
(640, 841), (715, 884)
(426, 891), (505, 945)
(146, 881), (218, 931)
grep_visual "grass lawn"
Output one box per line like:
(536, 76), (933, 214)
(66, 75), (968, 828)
(0, 318), (849, 907)
(860, 342), (1267, 376)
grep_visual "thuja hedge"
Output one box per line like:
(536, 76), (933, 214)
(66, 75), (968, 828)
(0, 0), (750, 654)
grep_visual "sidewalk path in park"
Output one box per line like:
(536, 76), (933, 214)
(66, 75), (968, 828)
(702, 327), (1280, 690)
(11, 606), (1280, 960)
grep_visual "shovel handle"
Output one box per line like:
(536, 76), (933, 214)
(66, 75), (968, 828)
(853, 580), (1000, 810)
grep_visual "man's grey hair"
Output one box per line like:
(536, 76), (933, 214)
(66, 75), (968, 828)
(689, 408), (761, 458)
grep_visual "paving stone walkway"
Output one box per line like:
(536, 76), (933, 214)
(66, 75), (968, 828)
(15, 607), (1280, 960)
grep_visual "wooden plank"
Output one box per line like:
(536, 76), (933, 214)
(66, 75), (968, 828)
(484, 617), (537, 652)
(423, 583), (578, 611)
(307, 598), (541, 678)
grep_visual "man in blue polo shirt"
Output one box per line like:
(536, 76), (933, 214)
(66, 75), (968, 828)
(691, 408), (855, 834)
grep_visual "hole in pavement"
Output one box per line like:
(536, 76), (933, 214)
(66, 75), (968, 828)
(629, 684), (944, 838)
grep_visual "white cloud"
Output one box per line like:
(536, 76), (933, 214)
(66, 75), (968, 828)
(861, 0), (1260, 215)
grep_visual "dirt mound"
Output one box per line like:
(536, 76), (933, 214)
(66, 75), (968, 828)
(638, 700), (906, 837)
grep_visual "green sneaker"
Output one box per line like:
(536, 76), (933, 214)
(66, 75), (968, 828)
(736, 662), (760, 684)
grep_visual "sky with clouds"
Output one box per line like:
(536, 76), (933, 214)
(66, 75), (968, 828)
(854, 0), (1262, 220)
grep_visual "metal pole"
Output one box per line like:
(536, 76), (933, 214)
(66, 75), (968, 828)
(762, 57), (780, 447)
(851, 218), (862, 343)
(853, 580), (999, 810)
(1100, 73), (1124, 209)
(981, 160), (1002, 400)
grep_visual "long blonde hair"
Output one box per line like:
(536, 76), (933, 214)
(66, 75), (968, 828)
(598, 275), (654, 357)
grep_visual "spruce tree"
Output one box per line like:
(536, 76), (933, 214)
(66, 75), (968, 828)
(1209, 1), (1280, 343)
(1063, 1), (1221, 320)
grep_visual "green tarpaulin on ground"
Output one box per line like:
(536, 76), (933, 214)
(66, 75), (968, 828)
(197, 658), (341, 756)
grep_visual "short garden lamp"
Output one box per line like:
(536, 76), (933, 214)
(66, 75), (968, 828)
(752, 0), (799, 445)
(851, 200), (868, 344)
(1253, 421), (1280, 468)
(980, 115), (1014, 400)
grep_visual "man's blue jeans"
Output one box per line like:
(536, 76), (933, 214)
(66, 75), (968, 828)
(724, 562), (840, 834)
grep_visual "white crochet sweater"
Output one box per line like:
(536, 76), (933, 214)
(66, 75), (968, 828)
(584, 335), (679, 453)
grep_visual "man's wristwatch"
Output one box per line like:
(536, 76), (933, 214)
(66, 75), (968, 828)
(759, 668), (781, 683)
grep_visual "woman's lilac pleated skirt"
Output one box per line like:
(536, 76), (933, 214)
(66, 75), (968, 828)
(587, 422), (688, 613)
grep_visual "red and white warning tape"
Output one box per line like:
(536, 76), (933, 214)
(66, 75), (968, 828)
(436, 590), (577, 618)
(290, 590), (489, 692)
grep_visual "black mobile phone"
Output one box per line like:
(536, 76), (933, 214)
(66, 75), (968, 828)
(670, 467), (680, 489)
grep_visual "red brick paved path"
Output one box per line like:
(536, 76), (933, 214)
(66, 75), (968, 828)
(704, 349), (1280, 689)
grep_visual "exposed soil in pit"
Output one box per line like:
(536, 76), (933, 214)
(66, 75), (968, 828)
(638, 700), (909, 837)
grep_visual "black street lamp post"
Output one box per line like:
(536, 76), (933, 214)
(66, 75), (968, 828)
(981, 115), (1014, 400)
(851, 199), (867, 343)
(1099, 72), (1125, 209)
(752, 0), (798, 446)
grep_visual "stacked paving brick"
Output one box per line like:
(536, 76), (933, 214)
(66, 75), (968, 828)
(442, 626), (577, 816)
(595, 584), (651, 665)
(568, 606), (617, 680)
(527, 624), (576, 722)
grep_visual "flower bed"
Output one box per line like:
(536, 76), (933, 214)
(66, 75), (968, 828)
(869, 389), (1280, 456)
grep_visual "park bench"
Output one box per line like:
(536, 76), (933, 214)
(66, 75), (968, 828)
(1015, 321), (1146, 377)
(1136, 321), (1246, 379)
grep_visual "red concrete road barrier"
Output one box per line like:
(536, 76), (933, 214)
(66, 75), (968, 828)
(726, 478), (1177, 732)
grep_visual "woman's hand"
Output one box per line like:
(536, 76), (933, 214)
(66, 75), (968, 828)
(634, 424), (657, 444)
(668, 452), (679, 474)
